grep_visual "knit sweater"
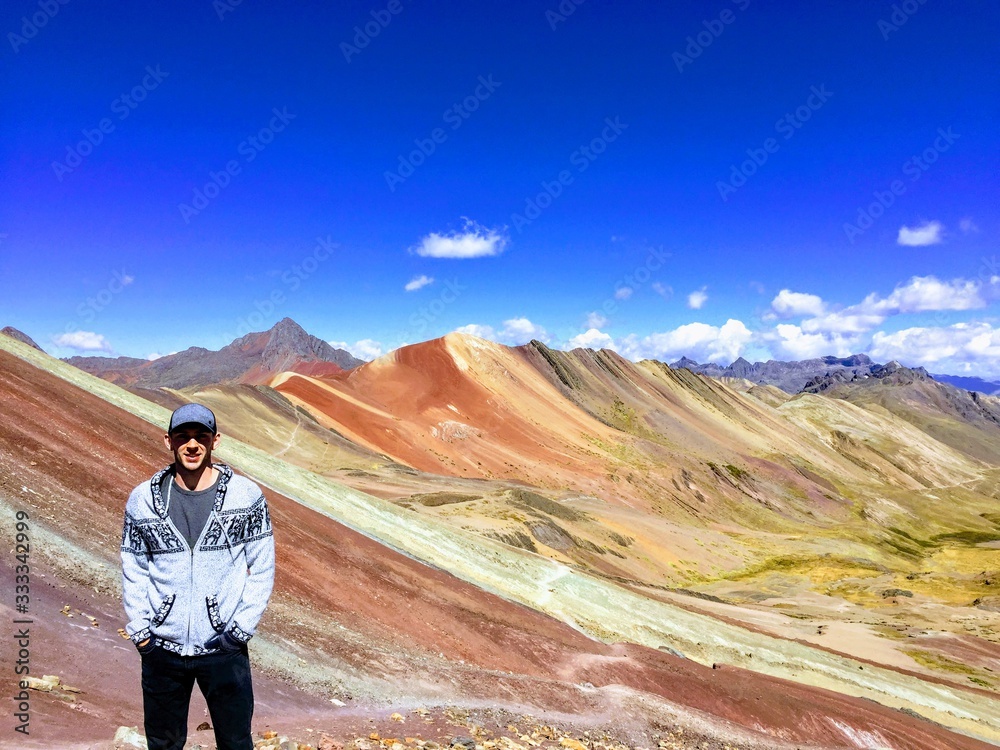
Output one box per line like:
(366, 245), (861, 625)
(120, 463), (275, 656)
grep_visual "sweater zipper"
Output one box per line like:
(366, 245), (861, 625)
(169, 478), (198, 655)
(186, 543), (194, 652)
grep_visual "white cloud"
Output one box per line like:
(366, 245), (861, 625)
(620, 319), (751, 364)
(411, 219), (508, 258)
(801, 311), (886, 334)
(454, 324), (495, 339)
(897, 220), (944, 246)
(772, 324), (863, 359)
(329, 339), (383, 361)
(404, 274), (434, 292)
(614, 286), (633, 300)
(687, 287), (708, 310)
(882, 275), (984, 312)
(771, 289), (826, 318)
(960, 217), (979, 234)
(795, 276), (987, 337)
(454, 318), (549, 346)
(53, 331), (113, 353)
(568, 328), (616, 351)
(870, 322), (1000, 378)
(498, 317), (549, 344)
(351, 339), (384, 360)
(585, 311), (608, 329)
(652, 282), (673, 299)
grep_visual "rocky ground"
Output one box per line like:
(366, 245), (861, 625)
(67, 704), (854, 750)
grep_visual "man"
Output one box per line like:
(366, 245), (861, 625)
(120, 403), (275, 750)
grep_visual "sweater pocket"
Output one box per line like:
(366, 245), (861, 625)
(150, 594), (176, 628)
(206, 595), (226, 633)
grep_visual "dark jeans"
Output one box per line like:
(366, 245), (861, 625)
(140, 644), (254, 750)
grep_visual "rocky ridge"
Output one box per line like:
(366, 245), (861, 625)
(671, 354), (877, 393)
(801, 360), (932, 393)
(1, 325), (43, 351)
(63, 317), (363, 388)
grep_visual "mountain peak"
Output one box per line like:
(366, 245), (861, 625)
(727, 357), (755, 377)
(670, 356), (700, 369)
(66, 317), (364, 389)
(870, 360), (929, 381)
(1, 326), (43, 352)
(678, 353), (882, 393)
(272, 316), (307, 334)
(802, 359), (930, 393)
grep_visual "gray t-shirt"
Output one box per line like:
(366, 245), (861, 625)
(166, 472), (221, 548)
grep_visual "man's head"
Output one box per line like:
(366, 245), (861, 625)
(164, 403), (220, 474)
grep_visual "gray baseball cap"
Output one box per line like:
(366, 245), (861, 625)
(168, 403), (217, 434)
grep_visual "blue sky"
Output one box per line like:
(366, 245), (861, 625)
(2, 0), (998, 375)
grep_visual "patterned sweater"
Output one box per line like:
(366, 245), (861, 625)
(120, 463), (275, 656)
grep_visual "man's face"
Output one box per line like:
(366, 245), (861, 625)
(163, 424), (220, 473)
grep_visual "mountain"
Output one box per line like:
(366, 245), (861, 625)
(271, 333), (1000, 591)
(2, 329), (998, 749)
(672, 354), (876, 393)
(1, 325), (43, 351)
(801, 359), (932, 392)
(798, 360), (1000, 464)
(64, 317), (363, 389)
(933, 372), (1000, 396)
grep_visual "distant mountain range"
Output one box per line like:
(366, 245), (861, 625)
(4, 319), (1000, 396)
(59, 317), (364, 389)
(670, 353), (878, 393)
(797, 358), (1000, 465)
(800, 359), (931, 393)
(931, 372), (1000, 396)
(671, 353), (1000, 396)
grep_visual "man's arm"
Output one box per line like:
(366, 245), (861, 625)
(120, 498), (154, 648)
(225, 494), (275, 645)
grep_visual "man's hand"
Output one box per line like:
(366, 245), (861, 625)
(136, 637), (155, 654)
(204, 631), (242, 652)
